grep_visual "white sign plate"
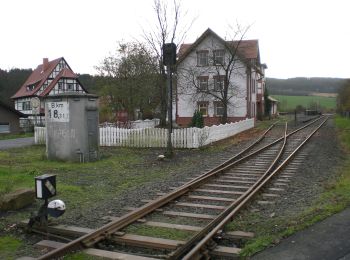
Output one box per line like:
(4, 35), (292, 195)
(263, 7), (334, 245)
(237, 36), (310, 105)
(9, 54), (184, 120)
(47, 102), (69, 122)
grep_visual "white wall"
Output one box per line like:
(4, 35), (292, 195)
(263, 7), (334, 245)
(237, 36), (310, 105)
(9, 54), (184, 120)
(176, 35), (248, 118)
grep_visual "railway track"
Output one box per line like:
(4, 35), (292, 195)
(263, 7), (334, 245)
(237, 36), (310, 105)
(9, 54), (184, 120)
(33, 116), (328, 259)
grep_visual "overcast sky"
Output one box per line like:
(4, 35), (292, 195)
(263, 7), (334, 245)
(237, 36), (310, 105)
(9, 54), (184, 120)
(1, 0), (349, 79)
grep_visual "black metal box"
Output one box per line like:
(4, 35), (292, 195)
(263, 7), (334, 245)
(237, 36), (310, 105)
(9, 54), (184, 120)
(163, 43), (177, 66)
(35, 174), (57, 199)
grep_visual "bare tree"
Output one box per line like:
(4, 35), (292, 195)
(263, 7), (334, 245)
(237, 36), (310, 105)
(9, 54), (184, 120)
(177, 25), (254, 124)
(142, 0), (194, 126)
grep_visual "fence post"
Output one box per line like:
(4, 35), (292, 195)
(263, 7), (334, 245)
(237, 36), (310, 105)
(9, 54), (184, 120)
(193, 128), (199, 148)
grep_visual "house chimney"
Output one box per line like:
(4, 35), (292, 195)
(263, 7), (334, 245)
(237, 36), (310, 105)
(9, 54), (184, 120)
(43, 58), (49, 72)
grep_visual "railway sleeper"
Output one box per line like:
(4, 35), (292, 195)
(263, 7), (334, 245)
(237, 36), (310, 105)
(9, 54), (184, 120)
(187, 195), (236, 203)
(225, 172), (262, 177)
(104, 216), (202, 232)
(257, 200), (275, 205)
(230, 168), (265, 173)
(121, 206), (222, 220)
(34, 240), (158, 260)
(205, 183), (249, 190)
(35, 234), (242, 258)
(220, 175), (259, 181)
(216, 179), (256, 185)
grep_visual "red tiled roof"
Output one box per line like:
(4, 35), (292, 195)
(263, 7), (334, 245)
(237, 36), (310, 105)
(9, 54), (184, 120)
(177, 28), (260, 64)
(230, 39), (259, 59)
(40, 68), (78, 96)
(11, 58), (62, 99)
(178, 44), (192, 58)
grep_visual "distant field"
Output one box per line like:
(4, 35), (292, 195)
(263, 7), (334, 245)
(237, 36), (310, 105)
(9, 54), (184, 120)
(272, 95), (337, 112)
(310, 92), (338, 98)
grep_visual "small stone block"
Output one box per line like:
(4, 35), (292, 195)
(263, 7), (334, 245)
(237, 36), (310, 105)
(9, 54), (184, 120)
(0, 188), (35, 211)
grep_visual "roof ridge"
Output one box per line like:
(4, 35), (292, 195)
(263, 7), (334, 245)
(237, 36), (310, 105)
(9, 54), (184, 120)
(11, 57), (63, 99)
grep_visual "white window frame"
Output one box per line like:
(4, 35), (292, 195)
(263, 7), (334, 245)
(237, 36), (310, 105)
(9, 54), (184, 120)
(213, 49), (225, 65)
(197, 76), (208, 92)
(197, 51), (209, 66)
(214, 102), (224, 116)
(214, 75), (225, 91)
(197, 102), (208, 117)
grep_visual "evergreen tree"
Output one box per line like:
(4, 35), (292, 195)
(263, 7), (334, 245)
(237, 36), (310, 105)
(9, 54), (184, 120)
(190, 110), (204, 128)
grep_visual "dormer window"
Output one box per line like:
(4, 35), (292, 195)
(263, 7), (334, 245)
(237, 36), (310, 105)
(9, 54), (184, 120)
(26, 85), (35, 91)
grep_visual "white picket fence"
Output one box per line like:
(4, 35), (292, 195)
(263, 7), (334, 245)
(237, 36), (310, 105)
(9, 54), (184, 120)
(100, 119), (160, 129)
(34, 126), (46, 145)
(34, 118), (254, 148)
(131, 119), (160, 129)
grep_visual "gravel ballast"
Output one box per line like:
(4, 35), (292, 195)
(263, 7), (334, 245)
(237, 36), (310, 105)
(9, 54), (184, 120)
(1, 116), (344, 259)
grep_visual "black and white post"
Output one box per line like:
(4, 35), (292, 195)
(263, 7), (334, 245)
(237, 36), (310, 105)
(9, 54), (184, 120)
(162, 43), (177, 157)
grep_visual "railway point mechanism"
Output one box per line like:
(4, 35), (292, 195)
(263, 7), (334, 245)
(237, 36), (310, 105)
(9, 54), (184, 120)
(28, 174), (66, 229)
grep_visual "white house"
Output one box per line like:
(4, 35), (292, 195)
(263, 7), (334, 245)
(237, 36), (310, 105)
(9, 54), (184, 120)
(11, 57), (88, 125)
(175, 28), (267, 126)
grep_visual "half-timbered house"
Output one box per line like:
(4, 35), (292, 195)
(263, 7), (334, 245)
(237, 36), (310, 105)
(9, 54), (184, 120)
(11, 58), (87, 125)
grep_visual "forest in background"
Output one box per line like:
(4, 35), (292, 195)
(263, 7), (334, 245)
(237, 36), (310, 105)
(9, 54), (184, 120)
(0, 68), (348, 115)
(267, 77), (346, 96)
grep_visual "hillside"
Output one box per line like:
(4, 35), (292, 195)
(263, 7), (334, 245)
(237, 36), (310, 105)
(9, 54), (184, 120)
(267, 77), (347, 96)
(0, 68), (32, 106)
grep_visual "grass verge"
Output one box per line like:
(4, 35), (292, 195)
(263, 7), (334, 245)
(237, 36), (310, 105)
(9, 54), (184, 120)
(0, 236), (22, 260)
(0, 132), (34, 140)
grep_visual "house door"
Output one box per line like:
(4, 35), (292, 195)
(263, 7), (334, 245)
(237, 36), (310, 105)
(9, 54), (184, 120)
(87, 110), (98, 161)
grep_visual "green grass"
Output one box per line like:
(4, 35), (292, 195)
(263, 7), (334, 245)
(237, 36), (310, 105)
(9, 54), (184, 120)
(1, 140), (253, 258)
(227, 115), (350, 257)
(0, 236), (22, 260)
(335, 116), (350, 150)
(0, 145), (176, 226)
(0, 132), (33, 140)
(272, 95), (336, 112)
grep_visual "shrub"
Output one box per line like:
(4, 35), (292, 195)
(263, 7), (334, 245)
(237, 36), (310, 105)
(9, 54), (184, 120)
(189, 110), (204, 128)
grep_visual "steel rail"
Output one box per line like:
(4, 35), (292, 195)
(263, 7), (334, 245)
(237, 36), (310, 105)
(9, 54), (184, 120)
(180, 116), (325, 196)
(169, 123), (288, 259)
(181, 116), (329, 260)
(37, 117), (324, 259)
(37, 123), (276, 260)
(184, 122), (276, 187)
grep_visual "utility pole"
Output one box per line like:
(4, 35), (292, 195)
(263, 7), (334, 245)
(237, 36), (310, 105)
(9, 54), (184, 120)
(166, 65), (173, 154)
(162, 43), (176, 157)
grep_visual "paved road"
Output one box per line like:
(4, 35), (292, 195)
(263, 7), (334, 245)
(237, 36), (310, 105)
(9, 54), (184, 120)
(0, 137), (35, 150)
(253, 207), (350, 260)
